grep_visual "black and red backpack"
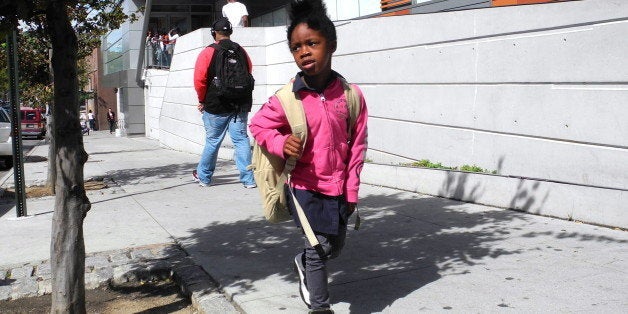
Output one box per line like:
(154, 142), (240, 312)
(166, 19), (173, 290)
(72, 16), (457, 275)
(203, 39), (255, 114)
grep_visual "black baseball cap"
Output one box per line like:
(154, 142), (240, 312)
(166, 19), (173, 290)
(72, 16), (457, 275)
(212, 18), (232, 32)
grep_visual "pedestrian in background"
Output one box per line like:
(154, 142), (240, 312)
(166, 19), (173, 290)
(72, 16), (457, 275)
(155, 32), (167, 67)
(166, 27), (180, 63)
(161, 31), (171, 67)
(249, 0), (368, 312)
(106, 108), (116, 134)
(145, 30), (158, 66)
(222, 0), (249, 27)
(192, 18), (256, 188)
(87, 110), (96, 130)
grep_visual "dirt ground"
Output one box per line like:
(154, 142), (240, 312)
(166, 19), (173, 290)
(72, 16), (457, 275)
(0, 280), (196, 314)
(2, 180), (107, 199)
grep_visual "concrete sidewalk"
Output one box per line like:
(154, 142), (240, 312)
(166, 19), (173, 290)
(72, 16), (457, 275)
(1, 132), (626, 313)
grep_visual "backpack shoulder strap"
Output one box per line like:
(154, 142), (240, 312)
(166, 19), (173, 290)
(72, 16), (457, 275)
(275, 81), (322, 251)
(339, 77), (361, 140)
(275, 82), (307, 149)
(208, 43), (221, 79)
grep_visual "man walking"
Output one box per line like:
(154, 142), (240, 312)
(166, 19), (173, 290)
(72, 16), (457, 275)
(87, 110), (96, 130)
(222, 0), (249, 27)
(192, 17), (256, 188)
(106, 108), (116, 134)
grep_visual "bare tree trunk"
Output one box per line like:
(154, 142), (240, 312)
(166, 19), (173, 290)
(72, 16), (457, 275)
(47, 1), (91, 313)
(46, 113), (56, 194)
(47, 51), (56, 194)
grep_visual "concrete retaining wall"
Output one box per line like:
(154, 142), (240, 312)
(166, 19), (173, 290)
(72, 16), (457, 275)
(144, 0), (628, 228)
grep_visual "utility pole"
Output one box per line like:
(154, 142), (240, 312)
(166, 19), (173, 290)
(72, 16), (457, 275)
(6, 27), (27, 217)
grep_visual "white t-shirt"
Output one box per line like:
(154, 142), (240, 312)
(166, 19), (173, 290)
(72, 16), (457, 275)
(222, 2), (248, 27)
(168, 32), (179, 44)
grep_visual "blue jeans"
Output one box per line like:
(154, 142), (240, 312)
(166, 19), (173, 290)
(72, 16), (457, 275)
(196, 111), (255, 186)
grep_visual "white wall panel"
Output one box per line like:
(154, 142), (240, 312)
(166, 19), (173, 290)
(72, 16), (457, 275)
(161, 101), (201, 126)
(473, 85), (628, 147)
(170, 48), (202, 71)
(173, 28), (212, 54)
(334, 44), (478, 84)
(265, 41), (292, 65)
(366, 84), (628, 147)
(147, 86), (166, 98)
(363, 163), (628, 228)
(369, 117), (628, 190)
(471, 132), (628, 190)
(474, 0), (628, 37)
(475, 22), (628, 83)
(368, 118), (475, 166)
(365, 84), (477, 127)
(164, 69), (195, 88)
(159, 115), (203, 145)
(162, 86), (197, 105)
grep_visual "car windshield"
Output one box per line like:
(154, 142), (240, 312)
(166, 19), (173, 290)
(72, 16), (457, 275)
(0, 108), (10, 123)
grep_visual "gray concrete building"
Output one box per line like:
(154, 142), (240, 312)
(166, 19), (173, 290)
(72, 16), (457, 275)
(100, 0), (381, 135)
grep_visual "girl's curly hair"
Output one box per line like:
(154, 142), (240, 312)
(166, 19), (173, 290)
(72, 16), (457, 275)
(287, 0), (337, 44)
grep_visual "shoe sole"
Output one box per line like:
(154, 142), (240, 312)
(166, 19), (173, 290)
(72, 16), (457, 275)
(294, 254), (311, 308)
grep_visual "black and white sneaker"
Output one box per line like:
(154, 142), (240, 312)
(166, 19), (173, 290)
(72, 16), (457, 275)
(294, 252), (311, 308)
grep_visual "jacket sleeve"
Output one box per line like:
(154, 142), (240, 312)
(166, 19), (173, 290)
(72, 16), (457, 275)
(193, 47), (214, 103)
(249, 95), (292, 159)
(344, 84), (368, 204)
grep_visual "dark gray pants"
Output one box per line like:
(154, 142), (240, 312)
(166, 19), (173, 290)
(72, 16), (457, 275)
(304, 226), (347, 310)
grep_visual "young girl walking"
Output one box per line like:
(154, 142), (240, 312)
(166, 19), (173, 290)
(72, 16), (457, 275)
(249, 0), (368, 312)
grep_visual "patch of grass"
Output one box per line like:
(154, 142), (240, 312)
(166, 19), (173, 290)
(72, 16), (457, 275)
(405, 159), (497, 174)
(409, 159), (456, 170)
(460, 164), (487, 173)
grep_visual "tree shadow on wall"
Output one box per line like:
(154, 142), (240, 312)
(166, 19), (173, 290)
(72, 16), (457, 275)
(437, 156), (550, 215)
(438, 156), (506, 203)
(439, 170), (483, 202)
(177, 190), (532, 313)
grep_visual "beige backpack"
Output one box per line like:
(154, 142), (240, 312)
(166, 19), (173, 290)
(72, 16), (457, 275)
(249, 78), (361, 246)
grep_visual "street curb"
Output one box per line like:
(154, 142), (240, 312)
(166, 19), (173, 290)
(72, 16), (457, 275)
(0, 244), (241, 313)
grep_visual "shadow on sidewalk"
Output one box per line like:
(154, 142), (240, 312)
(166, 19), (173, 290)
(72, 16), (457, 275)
(88, 148), (163, 156)
(0, 202), (13, 218)
(101, 160), (234, 187)
(175, 191), (537, 313)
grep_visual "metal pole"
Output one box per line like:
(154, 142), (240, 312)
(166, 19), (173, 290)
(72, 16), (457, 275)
(6, 28), (27, 217)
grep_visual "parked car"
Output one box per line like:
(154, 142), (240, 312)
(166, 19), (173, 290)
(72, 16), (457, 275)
(0, 107), (13, 169)
(20, 107), (46, 139)
(0, 100), (9, 112)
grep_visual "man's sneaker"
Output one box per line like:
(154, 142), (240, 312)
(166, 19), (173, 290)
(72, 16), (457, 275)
(244, 183), (257, 189)
(192, 170), (200, 182)
(294, 252), (310, 308)
(309, 309), (334, 314)
(193, 170), (211, 186)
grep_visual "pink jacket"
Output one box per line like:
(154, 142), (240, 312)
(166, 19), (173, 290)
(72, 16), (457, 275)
(249, 76), (368, 203)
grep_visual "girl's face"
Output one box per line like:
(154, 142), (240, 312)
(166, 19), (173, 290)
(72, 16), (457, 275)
(289, 23), (336, 85)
